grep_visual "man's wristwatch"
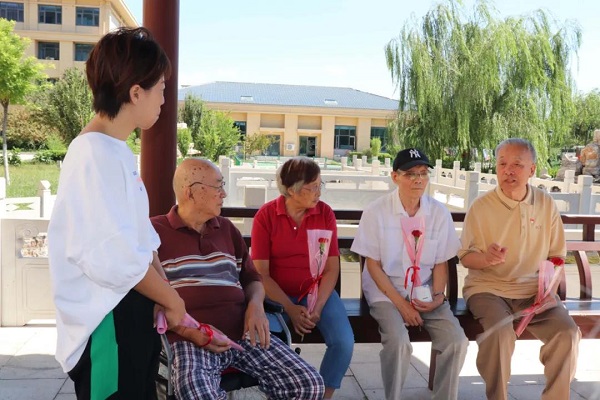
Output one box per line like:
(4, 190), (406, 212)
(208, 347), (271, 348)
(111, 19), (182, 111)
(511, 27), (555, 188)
(433, 292), (447, 303)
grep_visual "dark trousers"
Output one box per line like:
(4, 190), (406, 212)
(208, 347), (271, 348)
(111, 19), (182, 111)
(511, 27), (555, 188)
(68, 290), (161, 400)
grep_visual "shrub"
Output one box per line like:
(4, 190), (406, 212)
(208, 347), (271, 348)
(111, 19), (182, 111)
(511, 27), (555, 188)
(126, 130), (141, 154)
(177, 128), (192, 157)
(370, 138), (381, 158)
(0, 148), (22, 166)
(4, 107), (58, 150)
(34, 149), (67, 163)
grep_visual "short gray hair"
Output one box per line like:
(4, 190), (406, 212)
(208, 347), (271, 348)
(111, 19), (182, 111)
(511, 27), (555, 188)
(495, 138), (537, 163)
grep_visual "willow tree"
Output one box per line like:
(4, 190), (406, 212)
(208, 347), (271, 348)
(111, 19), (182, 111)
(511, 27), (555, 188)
(385, 0), (581, 167)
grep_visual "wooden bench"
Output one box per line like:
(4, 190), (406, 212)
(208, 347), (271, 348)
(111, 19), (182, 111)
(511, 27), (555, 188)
(221, 208), (600, 388)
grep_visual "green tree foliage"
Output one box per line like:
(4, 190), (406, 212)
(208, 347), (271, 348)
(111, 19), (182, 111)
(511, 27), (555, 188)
(571, 90), (600, 145)
(196, 108), (240, 161)
(385, 0), (581, 168)
(177, 127), (193, 157)
(1, 107), (58, 149)
(0, 18), (47, 184)
(180, 93), (203, 143)
(242, 133), (274, 159)
(30, 67), (93, 145)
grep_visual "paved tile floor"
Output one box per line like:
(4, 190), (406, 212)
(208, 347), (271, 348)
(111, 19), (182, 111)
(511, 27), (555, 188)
(0, 325), (598, 400)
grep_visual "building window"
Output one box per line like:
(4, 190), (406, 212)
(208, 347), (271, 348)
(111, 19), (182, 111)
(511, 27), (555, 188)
(370, 127), (387, 150)
(0, 2), (24, 22)
(234, 121), (247, 138)
(38, 42), (59, 60)
(76, 7), (99, 26)
(265, 135), (280, 156)
(334, 125), (356, 150)
(74, 43), (93, 61)
(38, 4), (61, 24)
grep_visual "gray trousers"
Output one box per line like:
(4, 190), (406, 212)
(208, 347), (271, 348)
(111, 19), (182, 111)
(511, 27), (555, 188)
(468, 293), (581, 400)
(370, 301), (468, 400)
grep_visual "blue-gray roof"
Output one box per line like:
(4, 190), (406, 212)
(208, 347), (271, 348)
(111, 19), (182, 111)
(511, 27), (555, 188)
(178, 81), (399, 111)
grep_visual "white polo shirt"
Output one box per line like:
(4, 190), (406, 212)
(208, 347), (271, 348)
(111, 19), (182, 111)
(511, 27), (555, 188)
(351, 191), (460, 305)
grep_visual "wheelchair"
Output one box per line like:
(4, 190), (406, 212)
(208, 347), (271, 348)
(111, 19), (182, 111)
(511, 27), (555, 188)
(156, 299), (293, 399)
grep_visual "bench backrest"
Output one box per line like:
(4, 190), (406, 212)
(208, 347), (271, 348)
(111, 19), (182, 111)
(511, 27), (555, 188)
(223, 207), (600, 303)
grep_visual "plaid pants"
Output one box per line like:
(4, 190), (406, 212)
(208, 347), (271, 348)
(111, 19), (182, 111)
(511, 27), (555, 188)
(171, 336), (324, 400)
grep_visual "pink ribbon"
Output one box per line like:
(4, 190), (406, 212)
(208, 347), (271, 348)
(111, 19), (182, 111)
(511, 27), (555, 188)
(515, 260), (564, 337)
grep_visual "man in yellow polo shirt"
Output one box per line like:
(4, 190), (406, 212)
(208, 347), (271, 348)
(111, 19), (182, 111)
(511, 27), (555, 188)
(459, 138), (581, 400)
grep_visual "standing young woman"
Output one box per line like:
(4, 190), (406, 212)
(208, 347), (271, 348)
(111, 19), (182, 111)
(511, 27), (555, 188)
(48, 27), (186, 400)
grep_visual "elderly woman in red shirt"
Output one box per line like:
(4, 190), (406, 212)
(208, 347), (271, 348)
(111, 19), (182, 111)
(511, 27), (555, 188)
(251, 157), (354, 399)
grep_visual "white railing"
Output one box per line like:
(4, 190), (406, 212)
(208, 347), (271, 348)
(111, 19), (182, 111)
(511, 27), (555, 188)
(2, 157), (598, 218)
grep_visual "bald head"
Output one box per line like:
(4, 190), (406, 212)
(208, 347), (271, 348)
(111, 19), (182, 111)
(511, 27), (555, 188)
(173, 158), (220, 203)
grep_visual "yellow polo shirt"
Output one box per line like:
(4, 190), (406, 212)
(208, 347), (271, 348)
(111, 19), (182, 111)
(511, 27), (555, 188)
(459, 185), (566, 300)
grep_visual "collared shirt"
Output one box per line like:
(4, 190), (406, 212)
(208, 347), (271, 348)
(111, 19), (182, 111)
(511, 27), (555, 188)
(251, 196), (340, 297)
(151, 206), (262, 341)
(351, 190), (460, 305)
(48, 132), (160, 372)
(459, 185), (566, 300)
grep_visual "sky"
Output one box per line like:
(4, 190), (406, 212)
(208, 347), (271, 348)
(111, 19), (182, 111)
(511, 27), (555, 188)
(125, 0), (599, 99)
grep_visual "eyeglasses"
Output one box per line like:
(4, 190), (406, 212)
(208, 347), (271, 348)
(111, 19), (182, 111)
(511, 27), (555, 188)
(302, 181), (324, 193)
(398, 171), (431, 181)
(188, 181), (226, 191)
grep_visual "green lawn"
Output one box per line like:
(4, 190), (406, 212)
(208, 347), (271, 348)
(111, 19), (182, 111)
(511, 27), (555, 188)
(0, 162), (61, 197)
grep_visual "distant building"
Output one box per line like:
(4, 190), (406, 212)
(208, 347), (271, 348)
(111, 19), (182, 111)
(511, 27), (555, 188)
(179, 81), (399, 158)
(2, 0), (137, 80)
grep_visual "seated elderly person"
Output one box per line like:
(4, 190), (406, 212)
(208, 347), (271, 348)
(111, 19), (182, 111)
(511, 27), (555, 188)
(151, 158), (324, 400)
(251, 157), (354, 399)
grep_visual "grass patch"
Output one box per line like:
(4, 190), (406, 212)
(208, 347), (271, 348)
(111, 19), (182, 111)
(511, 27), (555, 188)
(0, 162), (61, 197)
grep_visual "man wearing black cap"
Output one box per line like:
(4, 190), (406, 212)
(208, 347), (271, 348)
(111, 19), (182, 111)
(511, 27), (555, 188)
(351, 148), (468, 400)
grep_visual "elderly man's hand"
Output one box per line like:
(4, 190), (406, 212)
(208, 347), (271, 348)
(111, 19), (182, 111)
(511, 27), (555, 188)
(244, 300), (271, 348)
(484, 243), (507, 266)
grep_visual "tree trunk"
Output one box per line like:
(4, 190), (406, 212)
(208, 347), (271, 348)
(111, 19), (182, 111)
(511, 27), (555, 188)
(2, 102), (9, 185)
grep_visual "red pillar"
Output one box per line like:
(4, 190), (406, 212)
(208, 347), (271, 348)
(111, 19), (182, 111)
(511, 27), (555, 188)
(140, 0), (180, 216)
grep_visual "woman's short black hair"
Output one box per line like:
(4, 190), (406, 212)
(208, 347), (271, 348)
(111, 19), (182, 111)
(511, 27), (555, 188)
(86, 27), (171, 119)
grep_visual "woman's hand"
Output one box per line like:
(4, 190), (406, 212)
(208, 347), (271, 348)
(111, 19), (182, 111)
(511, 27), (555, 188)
(286, 304), (316, 335)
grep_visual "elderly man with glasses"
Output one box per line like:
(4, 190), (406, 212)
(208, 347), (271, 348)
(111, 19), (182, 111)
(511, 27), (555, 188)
(151, 158), (324, 400)
(352, 148), (468, 400)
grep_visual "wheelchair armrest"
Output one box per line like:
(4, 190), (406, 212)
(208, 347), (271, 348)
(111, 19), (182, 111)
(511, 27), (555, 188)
(264, 298), (284, 314)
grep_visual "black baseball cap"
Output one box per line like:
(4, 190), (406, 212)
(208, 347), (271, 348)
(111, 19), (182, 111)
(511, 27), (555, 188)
(393, 148), (433, 171)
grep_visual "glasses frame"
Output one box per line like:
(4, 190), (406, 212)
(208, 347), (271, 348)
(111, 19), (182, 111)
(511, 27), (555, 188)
(301, 181), (325, 193)
(396, 170), (431, 181)
(188, 181), (226, 191)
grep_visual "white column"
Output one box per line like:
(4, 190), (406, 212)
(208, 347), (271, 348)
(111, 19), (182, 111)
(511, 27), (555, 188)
(38, 180), (52, 218)
(465, 171), (480, 210)
(578, 175), (593, 214)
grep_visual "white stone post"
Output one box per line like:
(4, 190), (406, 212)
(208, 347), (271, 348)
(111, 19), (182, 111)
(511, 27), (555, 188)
(384, 158), (391, 169)
(243, 186), (267, 234)
(434, 159), (442, 184)
(0, 176), (5, 217)
(38, 180), (52, 218)
(355, 158), (363, 170)
(474, 162), (481, 173)
(564, 170), (575, 193)
(465, 171), (480, 210)
(453, 161), (461, 186)
(578, 174), (593, 214)
(361, 155), (368, 166)
(371, 160), (380, 175)
(352, 154), (358, 167)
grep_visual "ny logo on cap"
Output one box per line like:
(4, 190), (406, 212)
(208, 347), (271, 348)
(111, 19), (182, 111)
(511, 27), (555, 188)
(409, 149), (421, 159)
